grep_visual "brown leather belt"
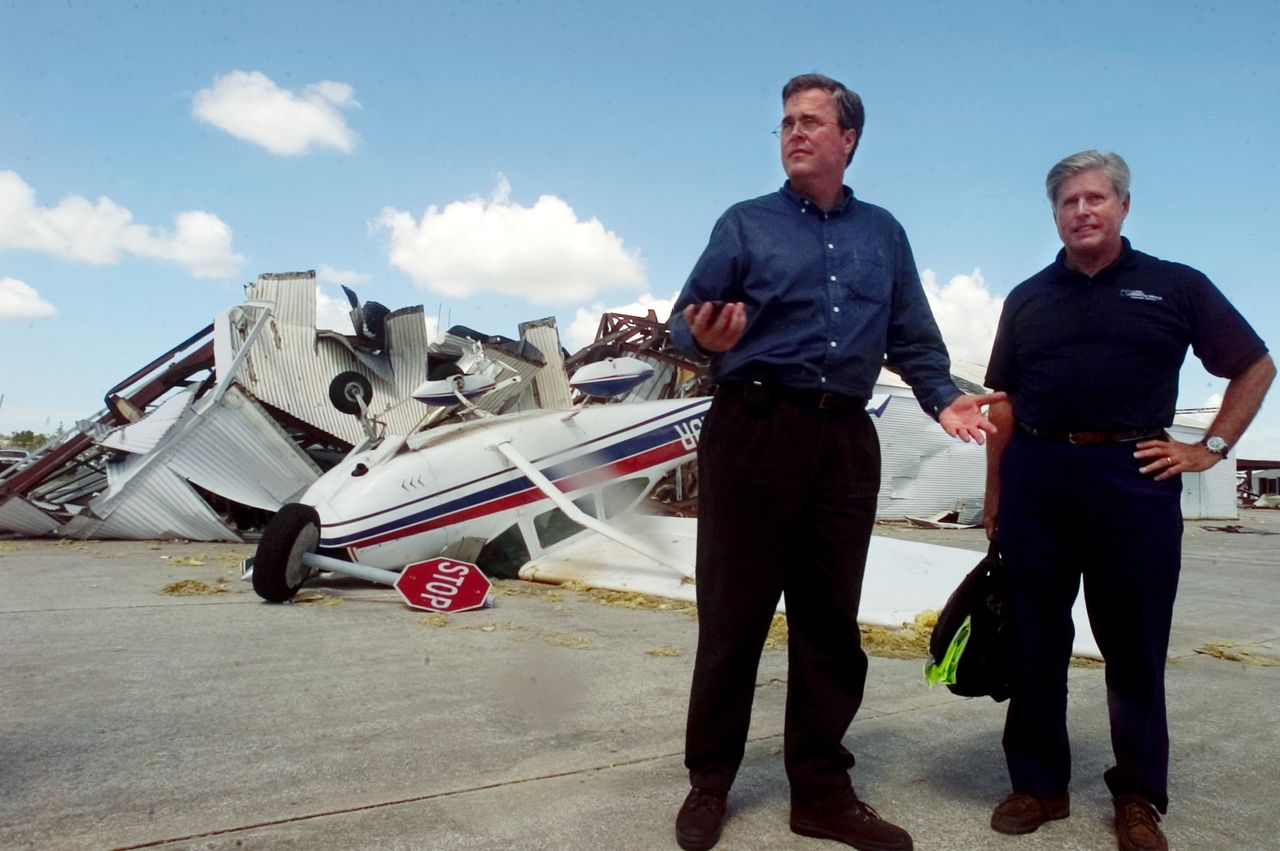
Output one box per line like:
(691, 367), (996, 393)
(717, 380), (867, 411)
(1019, 422), (1166, 444)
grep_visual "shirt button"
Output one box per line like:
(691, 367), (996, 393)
(820, 376), (827, 384)
(827, 243), (834, 249)
(833, 306), (840, 313)
(830, 275), (837, 282)
(829, 341), (837, 348)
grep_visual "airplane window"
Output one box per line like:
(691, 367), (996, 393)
(533, 506), (586, 549)
(573, 494), (598, 518)
(602, 477), (650, 518)
(476, 524), (531, 578)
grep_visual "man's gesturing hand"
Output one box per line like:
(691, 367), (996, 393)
(939, 391), (1009, 445)
(684, 301), (747, 352)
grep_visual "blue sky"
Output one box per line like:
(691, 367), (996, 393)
(1, 1), (1277, 455)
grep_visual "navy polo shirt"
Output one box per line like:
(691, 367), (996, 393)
(985, 238), (1267, 431)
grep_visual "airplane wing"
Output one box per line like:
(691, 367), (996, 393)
(490, 439), (696, 580)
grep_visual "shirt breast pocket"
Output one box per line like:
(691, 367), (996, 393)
(846, 247), (893, 304)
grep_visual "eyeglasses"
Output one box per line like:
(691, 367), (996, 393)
(772, 117), (837, 138)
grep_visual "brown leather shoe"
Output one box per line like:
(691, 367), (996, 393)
(791, 795), (913, 851)
(1113, 794), (1168, 851)
(675, 787), (727, 851)
(990, 792), (1070, 834)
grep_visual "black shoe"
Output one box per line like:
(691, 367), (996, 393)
(791, 795), (913, 851)
(676, 787), (727, 851)
(990, 792), (1070, 834)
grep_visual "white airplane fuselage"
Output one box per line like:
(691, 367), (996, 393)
(301, 397), (710, 570)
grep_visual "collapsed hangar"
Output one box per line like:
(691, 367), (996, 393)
(0, 271), (1235, 542)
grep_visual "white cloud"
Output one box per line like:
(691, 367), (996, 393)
(0, 277), (57, 321)
(317, 263), (371, 286)
(565, 292), (677, 352)
(375, 176), (646, 305)
(192, 70), (360, 156)
(0, 170), (245, 278)
(314, 287), (354, 334)
(920, 268), (1004, 365)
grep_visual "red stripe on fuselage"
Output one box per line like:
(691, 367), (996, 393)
(344, 437), (693, 552)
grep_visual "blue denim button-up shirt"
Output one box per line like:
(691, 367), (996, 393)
(670, 183), (960, 418)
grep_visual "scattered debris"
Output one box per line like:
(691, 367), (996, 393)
(541, 631), (594, 650)
(162, 555), (207, 566)
(647, 645), (682, 657)
(905, 510), (978, 530)
(417, 613), (449, 628)
(1202, 524), (1277, 535)
(861, 611), (938, 659)
(161, 579), (227, 596)
(293, 592), (342, 605)
(764, 614), (789, 650)
(562, 580), (697, 616)
(1195, 641), (1280, 666)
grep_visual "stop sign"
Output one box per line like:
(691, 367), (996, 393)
(395, 557), (493, 612)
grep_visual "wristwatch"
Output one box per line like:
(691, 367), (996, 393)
(1202, 435), (1230, 458)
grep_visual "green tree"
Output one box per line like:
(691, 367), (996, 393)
(5, 431), (50, 450)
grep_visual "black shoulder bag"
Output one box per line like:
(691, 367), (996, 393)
(924, 540), (1014, 701)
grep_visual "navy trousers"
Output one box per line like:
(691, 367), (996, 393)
(998, 430), (1182, 812)
(684, 388), (880, 804)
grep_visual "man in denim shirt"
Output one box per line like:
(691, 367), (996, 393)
(668, 74), (1004, 851)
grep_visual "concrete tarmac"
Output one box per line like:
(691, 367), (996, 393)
(2, 511), (1278, 850)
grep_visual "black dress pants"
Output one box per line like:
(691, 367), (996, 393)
(998, 431), (1182, 812)
(684, 388), (881, 803)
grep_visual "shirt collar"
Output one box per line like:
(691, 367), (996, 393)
(780, 181), (855, 216)
(1052, 236), (1135, 283)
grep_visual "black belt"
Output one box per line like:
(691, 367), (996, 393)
(717, 380), (867, 411)
(1019, 422), (1165, 445)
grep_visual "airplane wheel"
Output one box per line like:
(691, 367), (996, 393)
(329, 371), (373, 415)
(253, 503), (320, 602)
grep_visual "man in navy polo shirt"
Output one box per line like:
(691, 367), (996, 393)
(982, 150), (1274, 851)
(668, 73), (1004, 851)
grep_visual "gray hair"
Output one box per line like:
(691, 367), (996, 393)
(1046, 150), (1131, 204)
(782, 73), (864, 164)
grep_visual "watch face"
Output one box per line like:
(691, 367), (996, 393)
(1206, 436), (1229, 455)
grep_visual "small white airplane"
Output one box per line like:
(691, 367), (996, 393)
(247, 353), (709, 609)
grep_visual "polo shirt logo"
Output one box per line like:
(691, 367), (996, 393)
(1120, 288), (1163, 302)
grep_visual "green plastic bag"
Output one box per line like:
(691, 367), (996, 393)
(924, 615), (971, 687)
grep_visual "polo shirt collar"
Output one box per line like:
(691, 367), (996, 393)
(1052, 237), (1136, 283)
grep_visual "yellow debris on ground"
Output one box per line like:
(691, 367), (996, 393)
(161, 580), (227, 596)
(164, 556), (206, 567)
(647, 645), (682, 657)
(293, 592), (342, 605)
(556, 579), (698, 617)
(764, 614), (788, 650)
(541, 631), (593, 650)
(417, 613), (449, 628)
(1196, 641), (1280, 666)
